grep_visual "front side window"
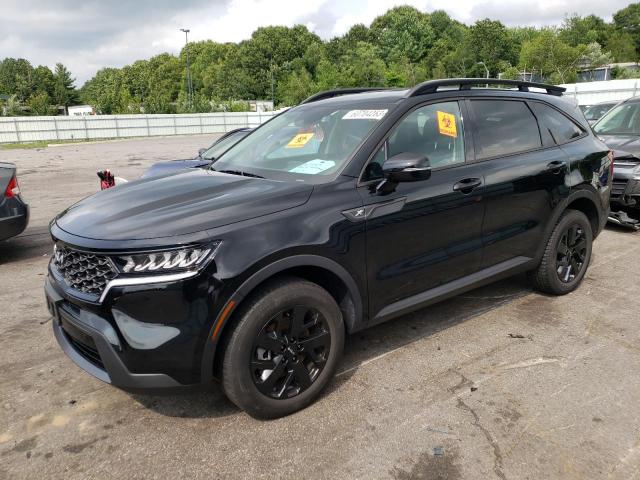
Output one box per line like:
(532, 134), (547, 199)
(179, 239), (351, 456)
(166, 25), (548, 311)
(201, 130), (250, 160)
(470, 100), (542, 159)
(213, 104), (391, 183)
(530, 103), (583, 146)
(363, 101), (466, 181)
(594, 102), (640, 135)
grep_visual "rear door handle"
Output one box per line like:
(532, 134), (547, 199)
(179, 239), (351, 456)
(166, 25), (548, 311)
(453, 177), (482, 194)
(546, 160), (566, 173)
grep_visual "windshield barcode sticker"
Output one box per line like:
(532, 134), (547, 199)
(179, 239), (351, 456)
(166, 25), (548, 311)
(289, 159), (335, 175)
(342, 109), (388, 120)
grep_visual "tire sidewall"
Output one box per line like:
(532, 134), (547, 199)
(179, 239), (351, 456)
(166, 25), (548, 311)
(547, 211), (593, 294)
(224, 281), (344, 419)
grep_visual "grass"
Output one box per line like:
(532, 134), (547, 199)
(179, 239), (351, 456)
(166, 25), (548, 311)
(0, 138), (117, 150)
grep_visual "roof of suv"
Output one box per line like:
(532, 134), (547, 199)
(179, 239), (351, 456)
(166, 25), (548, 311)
(301, 78), (566, 106)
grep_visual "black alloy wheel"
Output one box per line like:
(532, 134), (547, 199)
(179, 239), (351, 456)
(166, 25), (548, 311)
(556, 223), (588, 283)
(251, 306), (331, 399)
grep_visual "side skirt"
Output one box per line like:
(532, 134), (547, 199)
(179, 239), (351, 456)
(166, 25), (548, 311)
(369, 256), (534, 327)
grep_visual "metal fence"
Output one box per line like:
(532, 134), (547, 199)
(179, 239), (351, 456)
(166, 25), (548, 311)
(0, 111), (278, 144)
(559, 79), (640, 105)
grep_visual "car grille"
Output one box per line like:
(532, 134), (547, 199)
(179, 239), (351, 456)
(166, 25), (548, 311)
(612, 179), (628, 197)
(53, 244), (118, 296)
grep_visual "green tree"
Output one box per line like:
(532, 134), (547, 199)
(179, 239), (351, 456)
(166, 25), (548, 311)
(560, 14), (609, 47)
(613, 3), (640, 53)
(369, 6), (434, 64)
(28, 91), (52, 115)
(466, 19), (517, 76)
(52, 63), (79, 111)
(520, 29), (583, 83)
(606, 30), (638, 61)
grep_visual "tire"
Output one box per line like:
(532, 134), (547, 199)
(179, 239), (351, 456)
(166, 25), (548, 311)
(531, 209), (593, 295)
(221, 277), (344, 419)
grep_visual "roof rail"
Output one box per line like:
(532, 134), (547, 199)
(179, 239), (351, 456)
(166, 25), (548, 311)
(407, 78), (566, 97)
(301, 88), (388, 104)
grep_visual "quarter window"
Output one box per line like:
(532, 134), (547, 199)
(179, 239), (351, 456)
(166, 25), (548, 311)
(530, 103), (583, 146)
(470, 100), (542, 159)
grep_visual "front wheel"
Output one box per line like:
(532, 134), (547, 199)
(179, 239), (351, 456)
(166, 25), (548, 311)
(221, 277), (344, 419)
(531, 209), (593, 295)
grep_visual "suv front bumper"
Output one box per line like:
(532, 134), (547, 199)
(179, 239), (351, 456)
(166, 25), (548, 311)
(45, 277), (183, 391)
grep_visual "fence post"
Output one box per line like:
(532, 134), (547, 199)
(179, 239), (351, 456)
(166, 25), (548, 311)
(222, 113), (227, 133)
(172, 115), (177, 135)
(83, 116), (89, 140)
(53, 116), (60, 141)
(199, 114), (203, 134)
(13, 118), (20, 143)
(145, 115), (150, 136)
(115, 116), (120, 139)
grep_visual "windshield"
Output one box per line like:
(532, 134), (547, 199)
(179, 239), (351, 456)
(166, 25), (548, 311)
(594, 102), (640, 135)
(212, 104), (391, 182)
(201, 130), (250, 160)
(583, 104), (615, 121)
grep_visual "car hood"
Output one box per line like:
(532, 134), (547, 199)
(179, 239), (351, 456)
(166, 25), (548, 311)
(598, 134), (640, 160)
(141, 158), (210, 178)
(55, 169), (313, 241)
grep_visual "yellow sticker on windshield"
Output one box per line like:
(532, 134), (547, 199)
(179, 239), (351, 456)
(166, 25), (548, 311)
(286, 132), (314, 148)
(437, 111), (457, 138)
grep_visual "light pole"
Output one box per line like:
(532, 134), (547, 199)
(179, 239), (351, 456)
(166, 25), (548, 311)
(477, 61), (490, 88)
(180, 28), (193, 109)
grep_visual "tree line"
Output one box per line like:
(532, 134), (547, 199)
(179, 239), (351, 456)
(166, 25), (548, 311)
(1, 3), (639, 116)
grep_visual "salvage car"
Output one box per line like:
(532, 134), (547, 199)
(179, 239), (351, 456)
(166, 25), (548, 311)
(45, 79), (612, 419)
(0, 162), (29, 241)
(582, 101), (618, 125)
(592, 97), (640, 228)
(141, 128), (252, 178)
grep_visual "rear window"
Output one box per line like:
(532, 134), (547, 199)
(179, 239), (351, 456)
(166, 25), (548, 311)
(470, 100), (542, 159)
(530, 103), (583, 146)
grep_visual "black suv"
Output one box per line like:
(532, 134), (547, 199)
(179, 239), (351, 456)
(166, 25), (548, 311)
(45, 79), (612, 418)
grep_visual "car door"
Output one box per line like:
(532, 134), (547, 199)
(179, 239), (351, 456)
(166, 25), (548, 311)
(466, 99), (571, 268)
(357, 100), (486, 322)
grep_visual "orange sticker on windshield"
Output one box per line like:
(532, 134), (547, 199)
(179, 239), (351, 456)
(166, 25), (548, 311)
(286, 133), (314, 148)
(437, 111), (457, 138)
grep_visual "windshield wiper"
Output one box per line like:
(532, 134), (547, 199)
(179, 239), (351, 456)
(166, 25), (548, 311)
(215, 169), (264, 179)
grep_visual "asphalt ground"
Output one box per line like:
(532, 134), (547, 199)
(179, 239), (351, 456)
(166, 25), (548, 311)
(1, 135), (639, 480)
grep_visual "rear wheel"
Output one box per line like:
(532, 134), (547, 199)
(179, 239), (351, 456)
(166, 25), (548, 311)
(221, 277), (344, 419)
(531, 210), (592, 295)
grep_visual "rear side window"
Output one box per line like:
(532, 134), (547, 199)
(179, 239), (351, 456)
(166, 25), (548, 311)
(470, 100), (541, 159)
(530, 103), (583, 146)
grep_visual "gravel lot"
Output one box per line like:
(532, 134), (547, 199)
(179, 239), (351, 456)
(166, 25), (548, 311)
(1, 135), (639, 480)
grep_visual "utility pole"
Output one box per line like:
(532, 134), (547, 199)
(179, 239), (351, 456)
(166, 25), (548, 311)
(180, 28), (193, 109)
(477, 61), (490, 87)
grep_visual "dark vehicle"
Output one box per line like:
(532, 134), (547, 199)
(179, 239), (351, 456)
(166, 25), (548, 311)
(582, 101), (618, 125)
(592, 97), (640, 228)
(45, 79), (612, 419)
(141, 128), (252, 178)
(0, 162), (29, 241)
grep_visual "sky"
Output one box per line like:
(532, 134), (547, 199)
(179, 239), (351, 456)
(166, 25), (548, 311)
(0, 0), (632, 86)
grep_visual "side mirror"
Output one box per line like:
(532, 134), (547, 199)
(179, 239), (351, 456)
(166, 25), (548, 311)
(382, 152), (431, 183)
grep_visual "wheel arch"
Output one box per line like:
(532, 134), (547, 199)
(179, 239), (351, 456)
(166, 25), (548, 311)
(202, 255), (364, 382)
(536, 187), (603, 262)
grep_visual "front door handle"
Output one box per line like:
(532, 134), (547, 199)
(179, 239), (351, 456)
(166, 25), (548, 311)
(546, 160), (566, 173)
(453, 177), (482, 194)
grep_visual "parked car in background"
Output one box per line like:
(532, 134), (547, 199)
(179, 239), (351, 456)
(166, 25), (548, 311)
(141, 128), (252, 178)
(593, 97), (640, 228)
(582, 101), (619, 125)
(0, 163), (29, 241)
(45, 79), (612, 419)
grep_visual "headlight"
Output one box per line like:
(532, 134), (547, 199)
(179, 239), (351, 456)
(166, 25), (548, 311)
(113, 242), (220, 274)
